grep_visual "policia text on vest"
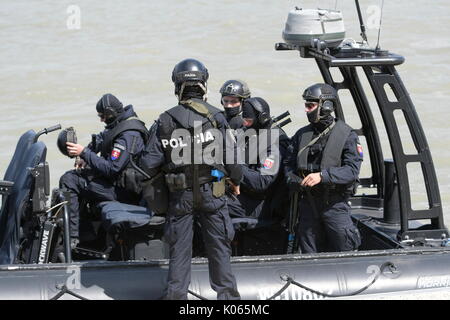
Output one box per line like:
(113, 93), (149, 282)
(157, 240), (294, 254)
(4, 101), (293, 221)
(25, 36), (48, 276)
(161, 124), (281, 170)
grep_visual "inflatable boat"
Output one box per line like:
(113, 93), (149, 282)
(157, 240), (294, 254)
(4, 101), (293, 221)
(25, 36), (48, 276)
(0, 3), (449, 300)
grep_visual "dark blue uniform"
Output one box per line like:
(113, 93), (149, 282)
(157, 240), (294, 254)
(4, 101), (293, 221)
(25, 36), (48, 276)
(285, 119), (362, 253)
(59, 105), (146, 239)
(228, 128), (290, 221)
(141, 98), (241, 300)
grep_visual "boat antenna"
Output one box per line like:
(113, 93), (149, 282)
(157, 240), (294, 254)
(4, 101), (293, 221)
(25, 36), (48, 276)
(334, 0), (338, 10)
(375, 0), (385, 52)
(354, 0), (369, 44)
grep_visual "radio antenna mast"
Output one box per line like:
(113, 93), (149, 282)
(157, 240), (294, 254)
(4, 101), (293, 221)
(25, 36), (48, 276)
(355, 0), (369, 44)
(375, 0), (385, 51)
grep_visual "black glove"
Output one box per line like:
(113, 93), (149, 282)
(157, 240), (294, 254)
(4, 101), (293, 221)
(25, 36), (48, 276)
(226, 164), (243, 186)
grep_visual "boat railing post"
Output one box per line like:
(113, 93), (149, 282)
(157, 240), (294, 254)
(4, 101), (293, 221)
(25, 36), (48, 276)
(383, 159), (400, 224)
(61, 191), (72, 263)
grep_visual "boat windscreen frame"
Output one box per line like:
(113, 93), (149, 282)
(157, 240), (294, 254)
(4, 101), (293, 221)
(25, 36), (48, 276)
(275, 42), (448, 241)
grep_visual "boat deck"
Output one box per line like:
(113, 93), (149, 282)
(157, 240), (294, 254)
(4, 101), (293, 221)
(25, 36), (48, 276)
(350, 202), (437, 250)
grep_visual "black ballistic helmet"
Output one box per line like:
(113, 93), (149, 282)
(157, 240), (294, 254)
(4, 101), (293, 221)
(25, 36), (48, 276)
(302, 83), (337, 115)
(172, 59), (209, 96)
(243, 97), (271, 128)
(57, 127), (77, 158)
(96, 93), (124, 123)
(220, 80), (251, 99)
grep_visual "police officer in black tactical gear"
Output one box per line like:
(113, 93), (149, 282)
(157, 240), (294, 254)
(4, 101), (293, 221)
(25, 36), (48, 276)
(140, 58), (242, 300)
(227, 97), (291, 223)
(285, 83), (362, 253)
(59, 93), (148, 249)
(219, 79), (251, 130)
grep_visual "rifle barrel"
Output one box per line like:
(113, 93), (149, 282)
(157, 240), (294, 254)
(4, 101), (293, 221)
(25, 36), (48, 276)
(273, 111), (290, 123)
(277, 118), (292, 128)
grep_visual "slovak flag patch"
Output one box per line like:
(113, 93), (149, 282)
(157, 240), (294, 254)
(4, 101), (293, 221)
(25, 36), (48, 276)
(111, 148), (121, 160)
(357, 144), (363, 157)
(263, 158), (275, 169)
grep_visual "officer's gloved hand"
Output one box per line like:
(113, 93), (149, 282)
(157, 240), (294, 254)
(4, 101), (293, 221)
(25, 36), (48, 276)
(286, 172), (304, 192)
(226, 164), (243, 187)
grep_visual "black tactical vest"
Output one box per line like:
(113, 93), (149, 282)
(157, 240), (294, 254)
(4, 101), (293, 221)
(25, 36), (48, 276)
(101, 117), (149, 157)
(158, 98), (224, 184)
(296, 120), (352, 173)
(100, 117), (149, 195)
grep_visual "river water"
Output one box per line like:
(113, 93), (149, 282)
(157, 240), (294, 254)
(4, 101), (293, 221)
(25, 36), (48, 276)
(0, 0), (449, 227)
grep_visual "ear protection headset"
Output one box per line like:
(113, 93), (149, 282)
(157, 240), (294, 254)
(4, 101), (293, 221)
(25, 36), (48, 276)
(102, 94), (117, 120)
(318, 89), (336, 116)
(320, 100), (334, 116)
(246, 98), (271, 127)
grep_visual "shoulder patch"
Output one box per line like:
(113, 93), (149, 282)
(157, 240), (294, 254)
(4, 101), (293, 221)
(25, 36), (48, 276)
(111, 147), (122, 160)
(357, 143), (363, 157)
(263, 158), (275, 169)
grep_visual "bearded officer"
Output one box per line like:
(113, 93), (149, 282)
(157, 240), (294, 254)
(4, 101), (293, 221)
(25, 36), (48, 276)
(59, 93), (148, 249)
(285, 83), (362, 253)
(140, 59), (242, 300)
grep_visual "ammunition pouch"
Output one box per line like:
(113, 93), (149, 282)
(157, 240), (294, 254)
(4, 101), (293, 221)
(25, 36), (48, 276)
(165, 172), (215, 191)
(165, 173), (188, 192)
(212, 179), (226, 198)
(117, 168), (144, 194)
(167, 164), (215, 187)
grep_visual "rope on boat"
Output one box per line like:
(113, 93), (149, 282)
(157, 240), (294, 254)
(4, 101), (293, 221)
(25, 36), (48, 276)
(49, 284), (89, 300)
(188, 289), (208, 300)
(188, 261), (397, 301)
(46, 261), (396, 300)
(268, 261), (396, 300)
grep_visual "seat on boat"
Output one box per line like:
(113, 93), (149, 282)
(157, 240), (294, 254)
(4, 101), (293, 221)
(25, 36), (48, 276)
(231, 217), (259, 231)
(0, 130), (46, 264)
(98, 201), (167, 260)
(100, 201), (165, 231)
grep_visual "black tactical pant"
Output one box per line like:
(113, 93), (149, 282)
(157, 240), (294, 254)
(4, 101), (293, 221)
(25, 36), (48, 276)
(59, 169), (116, 238)
(296, 193), (361, 253)
(163, 183), (240, 300)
